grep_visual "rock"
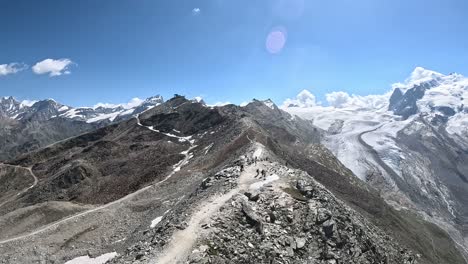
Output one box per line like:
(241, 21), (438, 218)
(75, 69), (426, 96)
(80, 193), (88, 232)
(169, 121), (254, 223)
(316, 208), (331, 224)
(201, 178), (213, 189)
(244, 191), (260, 202)
(295, 237), (306, 249)
(322, 219), (336, 239)
(267, 211), (276, 223)
(176, 221), (188, 230)
(296, 180), (314, 198)
(241, 198), (264, 234)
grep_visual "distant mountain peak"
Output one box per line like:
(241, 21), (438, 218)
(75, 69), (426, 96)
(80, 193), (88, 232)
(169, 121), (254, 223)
(0, 94), (165, 124)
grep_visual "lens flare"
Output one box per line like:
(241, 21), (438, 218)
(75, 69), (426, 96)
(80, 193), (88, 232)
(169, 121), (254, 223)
(266, 28), (287, 54)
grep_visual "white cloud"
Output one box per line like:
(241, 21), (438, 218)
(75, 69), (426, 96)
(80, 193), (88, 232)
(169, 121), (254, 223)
(0, 63), (28, 76)
(326, 91), (389, 109)
(282, 89), (317, 108)
(192, 8), (201, 15)
(32, 58), (74, 77)
(325, 91), (350, 108)
(124, 97), (144, 109)
(391, 67), (445, 92)
(283, 89), (389, 110)
(93, 97), (144, 110)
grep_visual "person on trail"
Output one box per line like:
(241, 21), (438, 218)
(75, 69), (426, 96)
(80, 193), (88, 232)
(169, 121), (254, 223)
(254, 157), (257, 165)
(240, 164), (244, 172)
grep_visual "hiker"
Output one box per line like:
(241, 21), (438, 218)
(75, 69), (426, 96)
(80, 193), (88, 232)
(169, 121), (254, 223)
(240, 164), (244, 172)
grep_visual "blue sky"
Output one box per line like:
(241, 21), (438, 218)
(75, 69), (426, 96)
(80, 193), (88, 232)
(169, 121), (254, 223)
(1, 0), (468, 106)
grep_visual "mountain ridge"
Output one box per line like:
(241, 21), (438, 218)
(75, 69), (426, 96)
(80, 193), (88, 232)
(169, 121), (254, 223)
(0, 95), (464, 263)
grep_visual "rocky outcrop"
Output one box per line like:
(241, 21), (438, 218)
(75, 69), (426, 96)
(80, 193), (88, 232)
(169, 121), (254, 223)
(186, 164), (417, 264)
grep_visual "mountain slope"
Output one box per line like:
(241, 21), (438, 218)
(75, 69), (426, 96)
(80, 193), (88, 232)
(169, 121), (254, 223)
(0, 96), (464, 263)
(0, 95), (164, 160)
(285, 67), (468, 261)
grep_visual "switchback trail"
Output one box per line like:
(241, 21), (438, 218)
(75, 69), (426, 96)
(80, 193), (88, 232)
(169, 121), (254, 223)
(0, 164), (38, 208)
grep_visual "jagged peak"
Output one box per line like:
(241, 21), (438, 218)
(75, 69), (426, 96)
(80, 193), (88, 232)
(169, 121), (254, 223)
(144, 95), (163, 103)
(1, 96), (15, 101)
(261, 99), (277, 110)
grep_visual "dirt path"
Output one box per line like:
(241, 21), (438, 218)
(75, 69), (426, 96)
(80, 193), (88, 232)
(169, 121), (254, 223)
(0, 184), (153, 245)
(153, 159), (272, 264)
(0, 164), (38, 208)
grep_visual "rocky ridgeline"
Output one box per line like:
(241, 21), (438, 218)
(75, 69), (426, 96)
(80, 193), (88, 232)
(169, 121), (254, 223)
(112, 151), (418, 263)
(108, 166), (244, 264)
(187, 164), (417, 264)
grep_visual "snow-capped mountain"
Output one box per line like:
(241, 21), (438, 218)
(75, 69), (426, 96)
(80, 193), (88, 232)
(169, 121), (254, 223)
(0, 96), (29, 119)
(59, 95), (164, 123)
(0, 95), (164, 124)
(0, 95), (164, 160)
(284, 67), (468, 258)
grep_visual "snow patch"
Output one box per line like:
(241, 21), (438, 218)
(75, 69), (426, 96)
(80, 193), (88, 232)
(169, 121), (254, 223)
(58, 106), (69, 111)
(250, 174), (280, 190)
(64, 252), (118, 264)
(86, 112), (120, 123)
(447, 113), (468, 136)
(150, 210), (170, 228)
(150, 216), (163, 228)
(262, 99), (276, 109)
(61, 109), (84, 119)
(253, 146), (264, 159)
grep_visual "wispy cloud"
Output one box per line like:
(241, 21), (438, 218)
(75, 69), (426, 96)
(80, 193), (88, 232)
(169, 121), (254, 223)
(0, 63), (28, 76)
(32, 58), (74, 77)
(192, 7), (201, 16)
